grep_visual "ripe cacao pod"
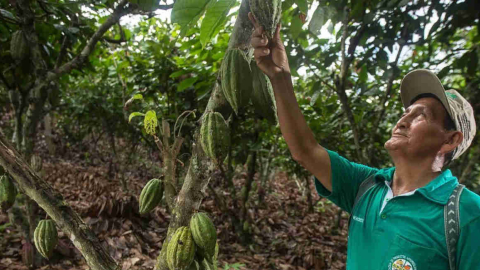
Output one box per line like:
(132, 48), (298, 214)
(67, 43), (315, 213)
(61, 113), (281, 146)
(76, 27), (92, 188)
(249, 0), (282, 39)
(251, 63), (277, 124)
(221, 49), (253, 115)
(167, 226), (196, 270)
(190, 213), (217, 263)
(139, 178), (163, 215)
(31, 155), (43, 172)
(22, 241), (34, 268)
(0, 175), (16, 212)
(10, 30), (29, 61)
(34, 219), (58, 259)
(200, 112), (230, 164)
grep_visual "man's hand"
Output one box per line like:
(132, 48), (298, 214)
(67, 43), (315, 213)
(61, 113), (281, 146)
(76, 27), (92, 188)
(248, 12), (290, 79)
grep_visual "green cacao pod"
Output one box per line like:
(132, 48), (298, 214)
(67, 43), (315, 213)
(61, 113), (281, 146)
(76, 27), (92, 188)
(249, 0), (283, 40)
(200, 112), (230, 164)
(0, 175), (16, 212)
(22, 241), (34, 268)
(31, 155), (43, 172)
(200, 259), (215, 270)
(139, 178), (163, 215)
(190, 213), (217, 263)
(34, 219), (58, 259)
(167, 226), (196, 270)
(220, 49), (253, 115)
(187, 260), (201, 270)
(251, 63), (277, 124)
(10, 30), (29, 61)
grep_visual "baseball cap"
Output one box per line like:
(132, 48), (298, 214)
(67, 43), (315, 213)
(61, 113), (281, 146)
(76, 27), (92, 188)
(400, 69), (477, 160)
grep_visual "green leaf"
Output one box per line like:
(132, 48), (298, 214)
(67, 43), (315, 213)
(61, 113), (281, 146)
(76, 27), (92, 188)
(144, 110), (158, 135)
(200, 0), (236, 47)
(0, 9), (17, 22)
(170, 70), (187, 78)
(129, 112), (145, 123)
(290, 15), (303, 39)
(171, 0), (212, 30)
(308, 5), (325, 35)
(294, 0), (308, 14)
(133, 94), (143, 100)
(178, 77), (199, 92)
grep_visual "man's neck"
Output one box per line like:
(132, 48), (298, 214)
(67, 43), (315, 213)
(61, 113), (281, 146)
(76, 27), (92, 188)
(391, 158), (442, 197)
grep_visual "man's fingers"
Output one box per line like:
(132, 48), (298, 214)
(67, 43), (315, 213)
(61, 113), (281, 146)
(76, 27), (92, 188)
(251, 36), (268, 48)
(253, 47), (270, 59)
(273, 23), (282, 43)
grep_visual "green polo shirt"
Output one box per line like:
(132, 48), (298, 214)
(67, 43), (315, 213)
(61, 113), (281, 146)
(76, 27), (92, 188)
(314, 150), (480, 270)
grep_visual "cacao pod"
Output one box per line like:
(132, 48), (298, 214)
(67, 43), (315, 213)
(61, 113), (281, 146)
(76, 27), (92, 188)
(220, 49), (253, 115)
(139, 178), (163, 215)
(10, 30), (29, 61)
(200, 259), (215, 270)
(48, 82), (61, 107)
(34, 219), (58, 259)
(190, 213), (217, 263)
(31, 155), (43, 172)
(0, 175), (16, 212)
(22, 241), (34, 268)
(200, 112), (230, 164)
(187, 260), (200, 270)
(251, 63), (277, 124)
(167, 226), (196, 270)
(249, 0), (282, 40)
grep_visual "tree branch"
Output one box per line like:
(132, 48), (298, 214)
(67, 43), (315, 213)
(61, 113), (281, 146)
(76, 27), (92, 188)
(0, 130), (119, 270)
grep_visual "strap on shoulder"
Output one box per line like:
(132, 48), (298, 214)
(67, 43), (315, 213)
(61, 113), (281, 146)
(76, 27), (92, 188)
(445, 184), (465, 270)
(348, 174), (378, 229)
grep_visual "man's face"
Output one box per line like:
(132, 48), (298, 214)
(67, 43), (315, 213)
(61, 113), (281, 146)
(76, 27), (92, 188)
(384, 97), (450, 158)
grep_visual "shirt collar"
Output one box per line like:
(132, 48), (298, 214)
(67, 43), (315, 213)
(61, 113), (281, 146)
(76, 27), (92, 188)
(373, 167), (458, 205)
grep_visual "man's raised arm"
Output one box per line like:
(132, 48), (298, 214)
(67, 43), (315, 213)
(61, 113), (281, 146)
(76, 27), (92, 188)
(248, 13), (332, 191)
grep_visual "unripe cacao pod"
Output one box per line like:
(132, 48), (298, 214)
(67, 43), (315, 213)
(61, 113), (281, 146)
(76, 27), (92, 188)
(220, 49), (253, 115)
(187, 260), (201, 270)
(190, 213), (217, 263)
(251, 63), (278, 124)
(34, 219), (58, 259)
(22, 241), (34, 268)
(31, 155), (43, 172)
(249, 0), (283, 39)
(139, 178), (163, 215)
(10, 30), (29, 61)
(200, 112), (230, 164)
(0, 175), (16, 212)
(167, 226), (196, 270)
(200, 259), (215, 270)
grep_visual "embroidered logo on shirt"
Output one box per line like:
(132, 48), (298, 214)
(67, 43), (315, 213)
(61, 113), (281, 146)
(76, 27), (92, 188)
(389, 255), (416, 270)
(352, 216), (364, 223)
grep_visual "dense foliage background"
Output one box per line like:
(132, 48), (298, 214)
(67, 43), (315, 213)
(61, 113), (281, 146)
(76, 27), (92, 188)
(0, 0), (479, 269)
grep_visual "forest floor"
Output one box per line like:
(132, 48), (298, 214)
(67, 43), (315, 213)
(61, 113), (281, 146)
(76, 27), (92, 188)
(0, 134), (349, 270)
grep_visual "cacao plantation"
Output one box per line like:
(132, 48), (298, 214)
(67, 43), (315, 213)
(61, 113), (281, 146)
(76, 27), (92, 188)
(34, 219), (58, 259)
(138, 178), (163, 215)
(0, 175), (16, 212)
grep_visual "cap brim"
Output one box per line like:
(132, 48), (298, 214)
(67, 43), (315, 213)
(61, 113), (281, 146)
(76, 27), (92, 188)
(400, 69), (453, 118)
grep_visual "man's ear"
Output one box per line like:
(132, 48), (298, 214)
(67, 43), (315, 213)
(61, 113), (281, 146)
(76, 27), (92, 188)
(440, 131), (463, 154)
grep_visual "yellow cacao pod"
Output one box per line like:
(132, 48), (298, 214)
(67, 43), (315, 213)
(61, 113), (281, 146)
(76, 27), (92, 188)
(167, 226), (196, 270)
(34, 219), (58, 259)
(220, 49), (253, 115)
(249, 0), (283, 39)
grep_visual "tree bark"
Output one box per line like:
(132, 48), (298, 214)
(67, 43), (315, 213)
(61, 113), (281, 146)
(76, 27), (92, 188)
(0, 130), (119, 270)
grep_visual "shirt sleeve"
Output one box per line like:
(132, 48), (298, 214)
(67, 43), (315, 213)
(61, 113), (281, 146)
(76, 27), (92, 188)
(457, 216), (480, 269)
(313, 149), (378, 214)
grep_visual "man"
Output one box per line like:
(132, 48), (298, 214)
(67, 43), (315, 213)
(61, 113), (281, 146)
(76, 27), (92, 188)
(249, 13), (480, 269)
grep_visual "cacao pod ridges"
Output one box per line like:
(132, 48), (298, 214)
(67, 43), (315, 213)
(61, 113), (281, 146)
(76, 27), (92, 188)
(249, 0), (283, 40)
(167, 226), (196, 270)
(250, 63), (278, 124)
(34, 219), (58, 259)
(221, 49), (253, 115)
(31, 155), (43, 172)
(139, 178), (163, 215)
(0, 175), (17, 212)
(200, 112), (230, 164)
(10, 30), (30, 61)
(190, 212), (217, 263)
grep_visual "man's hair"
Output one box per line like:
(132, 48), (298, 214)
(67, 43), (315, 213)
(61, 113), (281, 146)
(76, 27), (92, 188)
(410, 93), (457, 167)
